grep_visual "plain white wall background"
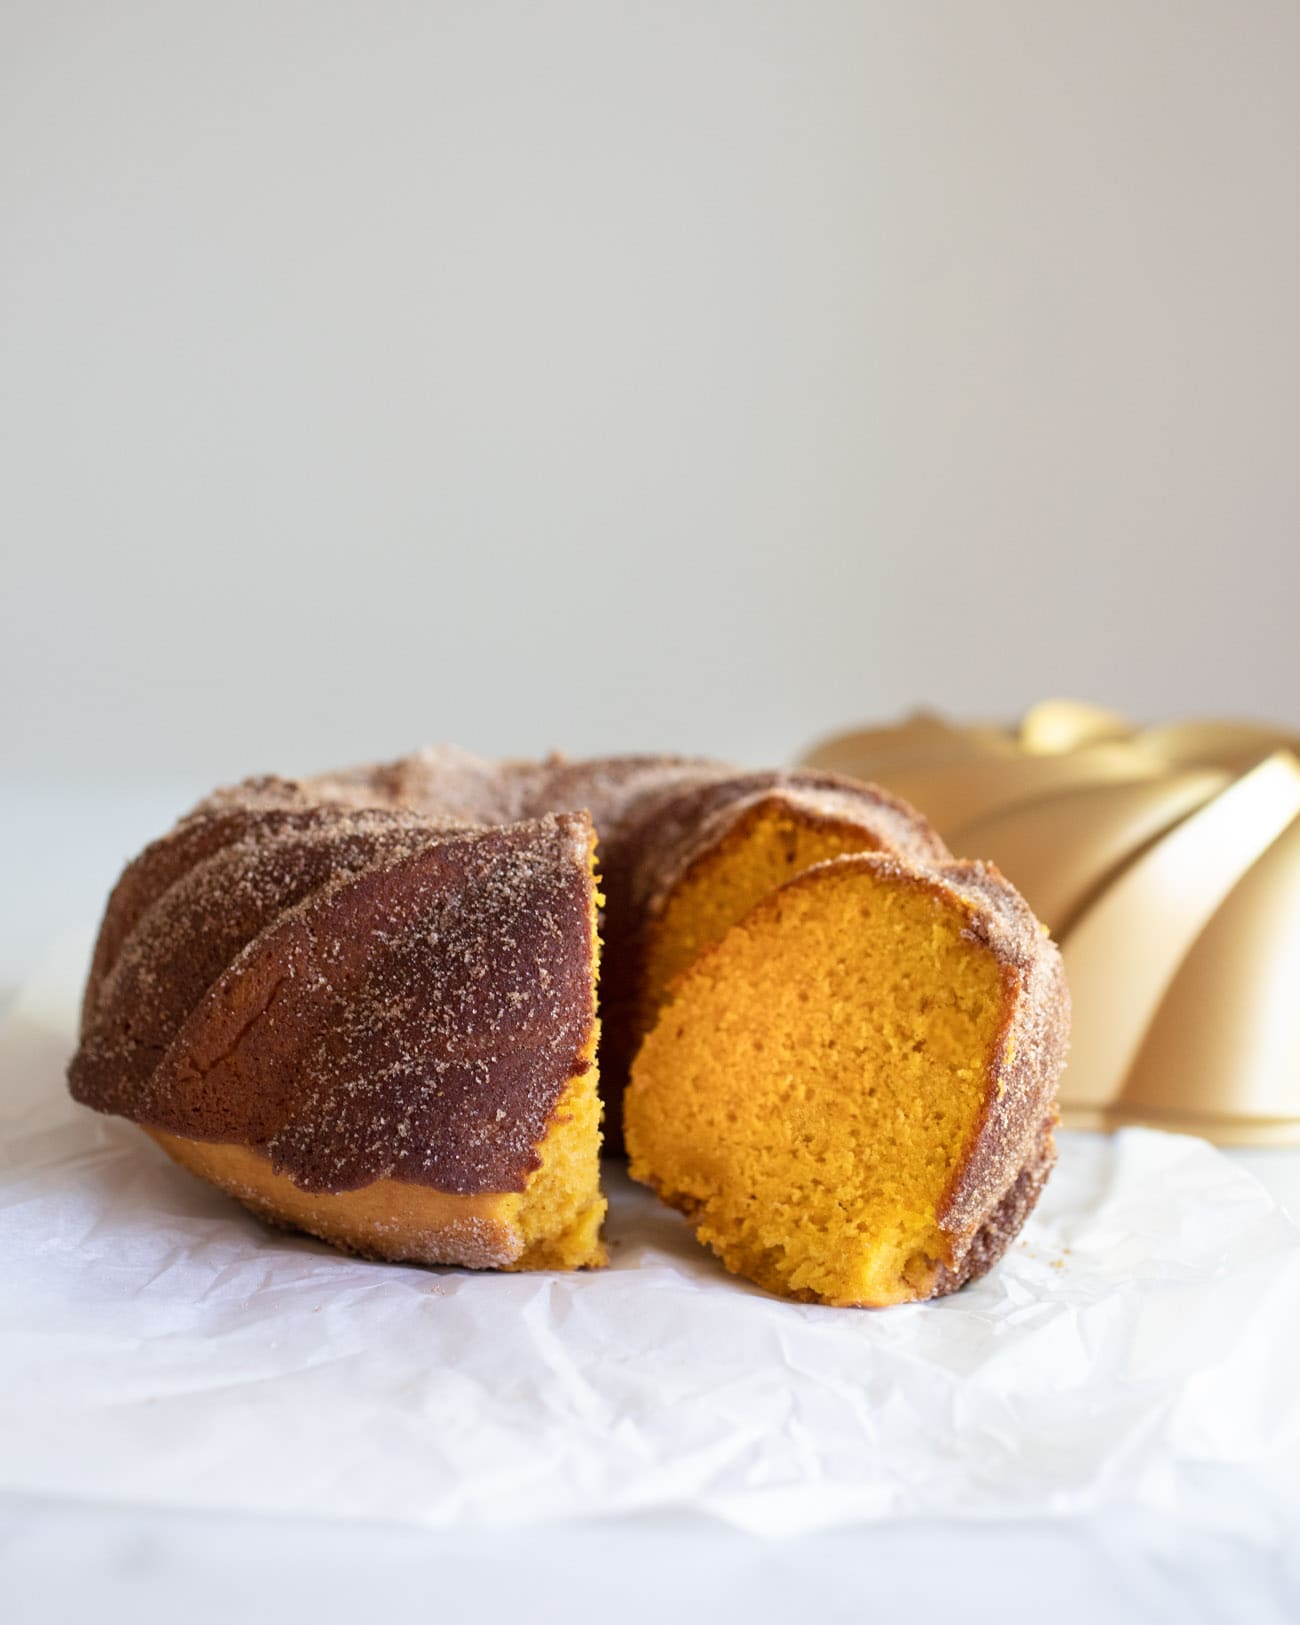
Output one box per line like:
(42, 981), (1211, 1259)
(3, 0), (1298, 790)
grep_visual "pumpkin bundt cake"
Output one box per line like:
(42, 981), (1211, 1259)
(69, 747), (1068, 1295)
(70, 801), (607, 1270)
(624, 853), (1068, 1306)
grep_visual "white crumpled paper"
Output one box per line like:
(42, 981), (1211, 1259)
(3, 935), (1299, 1543)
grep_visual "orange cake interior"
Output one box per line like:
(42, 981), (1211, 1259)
(640, 799), (882, 1025)
(625, 855), (1011, 1307)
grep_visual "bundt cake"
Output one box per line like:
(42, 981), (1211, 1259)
(68, 747), (1068, 1297)
(71, 800), (607, 1270)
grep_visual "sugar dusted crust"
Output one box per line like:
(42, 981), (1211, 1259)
(72, 809), (600, 1198)
(930, 858), (1069, 1292)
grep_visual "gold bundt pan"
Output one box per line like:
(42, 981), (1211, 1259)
(801, 701), (1300, 1146)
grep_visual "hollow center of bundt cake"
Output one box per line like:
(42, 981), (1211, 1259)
(642, 801), (879, 1023)
(625, 860), (1007, 1307)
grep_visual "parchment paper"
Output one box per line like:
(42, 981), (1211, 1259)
(3, 935), (1298, 1541)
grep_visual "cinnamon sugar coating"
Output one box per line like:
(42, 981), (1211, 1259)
(72, 805), (598, 1195)
(933, 860), (1070, 1267)
(890, 854), (1068, 1296)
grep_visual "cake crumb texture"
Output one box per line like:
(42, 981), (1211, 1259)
(625, 852), (1066, 1307)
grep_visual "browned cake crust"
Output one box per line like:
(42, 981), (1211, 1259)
(72, 806), (599, 1196)
(924, 859), (1069, 1294)
(869, 857), (1070, 1296)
